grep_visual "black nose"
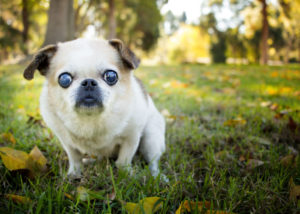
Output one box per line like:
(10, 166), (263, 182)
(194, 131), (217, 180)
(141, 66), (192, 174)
(81, 79), (98, 91)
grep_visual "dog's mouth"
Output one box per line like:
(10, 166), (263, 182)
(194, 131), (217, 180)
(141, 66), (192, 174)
(75, 94), (103, 109)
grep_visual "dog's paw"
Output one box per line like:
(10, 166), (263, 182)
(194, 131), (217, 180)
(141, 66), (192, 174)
(150, 169), (169, 183)
(67, 168), (82, 180)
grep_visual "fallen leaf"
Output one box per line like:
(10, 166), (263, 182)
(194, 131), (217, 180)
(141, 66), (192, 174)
(223, 117), (246, 127)
(5, 194), (31, 204)
(270, 72), (279, 77)
(289, 178), (300, 203)
(77, 186), (106, 201)
(176, 201), (211, 214)
(0, 146), (48, 177)
(260, 101), (271, 107)
(274, 113), (284, 120)
(124, 197), (163, 214)
(108, 189), (116, 201)
(27, 113), (44, 128)
(249, 136), (271, 146)
(64, 193), (74, 200)
(1, 132), (16, 145)
(28, 146), (47, 172)
(280, 155), (297, 167)
(170, 80), (188, 89)
(239, 155), (246, 162)
(270, 103), (279, 111)
(246, 159), (264, 170)
(175, 200), (235, 214)
(77, 186), (91, 201)
(0, 147), (29, 170)
(215, 150), (230, 161)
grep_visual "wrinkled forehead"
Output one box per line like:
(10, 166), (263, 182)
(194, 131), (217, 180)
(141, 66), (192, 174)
(51, 39), (121, 72)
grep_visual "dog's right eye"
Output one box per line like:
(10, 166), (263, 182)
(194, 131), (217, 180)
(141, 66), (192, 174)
(58, 73), (73, 88)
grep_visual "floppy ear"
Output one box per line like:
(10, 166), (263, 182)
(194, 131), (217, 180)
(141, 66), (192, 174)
(23, 44), (58, 80)
(109, 39), (140, 70)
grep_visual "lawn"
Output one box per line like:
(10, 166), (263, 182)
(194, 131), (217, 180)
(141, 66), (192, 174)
(0, 63), (299, 213)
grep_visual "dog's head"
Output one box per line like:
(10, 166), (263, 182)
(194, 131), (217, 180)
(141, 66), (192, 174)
(24, 38), (140, 114)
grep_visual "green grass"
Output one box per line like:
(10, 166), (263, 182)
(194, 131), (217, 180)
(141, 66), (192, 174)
(0, 63), (299, 213)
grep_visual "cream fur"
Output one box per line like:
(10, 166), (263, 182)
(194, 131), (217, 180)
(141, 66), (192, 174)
(37, 39), (165, 178)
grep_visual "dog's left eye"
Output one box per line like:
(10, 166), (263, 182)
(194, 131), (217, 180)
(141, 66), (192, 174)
(103, 70), (118, 86)
(58, 73), (73, 88)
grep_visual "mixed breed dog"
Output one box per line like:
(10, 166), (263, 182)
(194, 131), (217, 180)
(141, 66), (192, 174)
(24, 38), (167, 180)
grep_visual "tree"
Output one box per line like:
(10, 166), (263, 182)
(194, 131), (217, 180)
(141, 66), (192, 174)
(259, 0), (269, 65)
(115, 0), (162, 51)
(278, 0), (300, 63)
(108, 0), (116, 39)
(21, 0), (29, 54)
(200, 12), (227, 63)
(43, 0), (74, 46)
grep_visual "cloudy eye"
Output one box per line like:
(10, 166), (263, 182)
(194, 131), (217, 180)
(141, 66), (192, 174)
(58, 73), (73, 88)
(103, 70), (118, 86)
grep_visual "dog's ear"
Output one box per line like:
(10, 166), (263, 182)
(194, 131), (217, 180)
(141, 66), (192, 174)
(109, 39), (140, 70)
(23, 44), (58, 80)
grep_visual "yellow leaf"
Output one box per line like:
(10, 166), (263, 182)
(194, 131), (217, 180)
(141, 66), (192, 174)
(1, 132), (16, 145)
(170, 80), (188, 89)
(5, 194), (31, 204)
(28, 146), (47, 171)
(0, 147), (29, 170)
(0, 146), (48, 177)
(64, 193), (74, 200)
(175, 200), (235, 214)
(289, 178), (300, 202)
(176, 201), (210, 214)
(280, 155), (297, 167)
(124, 197), (163, 214)
(77, 186), (90, 201)
(223, 117), (246, 127)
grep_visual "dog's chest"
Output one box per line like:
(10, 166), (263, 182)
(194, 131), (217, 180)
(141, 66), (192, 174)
(69, 131), (125, 156)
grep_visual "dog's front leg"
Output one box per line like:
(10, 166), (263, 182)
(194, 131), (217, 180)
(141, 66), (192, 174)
(115, 135), (140, 169)
(62, 144), (82, 178)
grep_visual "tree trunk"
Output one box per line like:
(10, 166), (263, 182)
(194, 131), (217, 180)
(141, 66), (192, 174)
(108, 0), (116, 39)
(259, 0), (269, 65)
(43, 0), (74, 46)
(284, 37), (292, 64)
(298, 40), (300, 63)
(21, 0), (29, 54)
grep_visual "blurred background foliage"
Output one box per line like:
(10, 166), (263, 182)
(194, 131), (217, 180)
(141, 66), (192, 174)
(0, 0), (299, 65)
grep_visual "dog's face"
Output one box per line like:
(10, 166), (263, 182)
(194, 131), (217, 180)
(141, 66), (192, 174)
(24, 39), (140, 115)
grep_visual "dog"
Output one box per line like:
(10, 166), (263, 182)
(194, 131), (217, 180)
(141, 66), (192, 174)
(23, 38), (166, 179)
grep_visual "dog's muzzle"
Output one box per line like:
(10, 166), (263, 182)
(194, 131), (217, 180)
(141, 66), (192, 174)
(75, 79), (103, 108)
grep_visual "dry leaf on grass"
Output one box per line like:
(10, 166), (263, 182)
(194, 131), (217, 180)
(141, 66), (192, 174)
(223, 117), (246, 127)
(5, 194), (31, 204)
(64, 193), (74, 200)
(0, 147), (29, 170)
(246, 159), (264, 170)
(124, 197), (163, 214)
(28, 146), (47, 172)
(280, 154), (297, 167)
(0, 146), (48, 177)
(175, 200), (235, 214)
(77, 186), (106, 201)
(1, 132), (16, 145)
(289, 178), (300, 203)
